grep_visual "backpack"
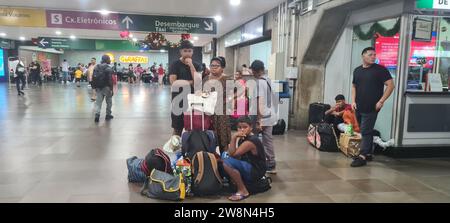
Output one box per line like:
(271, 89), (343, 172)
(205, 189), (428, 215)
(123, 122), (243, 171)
(143, 148), (173, 175)
(309, 103), (331, 125)
(92, 64), (107, 89)
(191, 151), (223, 196)
(181, 130), (217, 160)
(307, 123), (339, 152)
(246, 176), (272, 195)
(272, 119), (286, 135)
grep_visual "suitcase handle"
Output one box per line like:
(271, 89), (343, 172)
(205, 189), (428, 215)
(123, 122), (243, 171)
(190, 103), (205, 131)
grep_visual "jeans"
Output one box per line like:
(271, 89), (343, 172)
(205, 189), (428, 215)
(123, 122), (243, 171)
(95, 87), (112, 116)
(62, 71), (69, 83)
(356, 111), (378, 156)
(262, 126), (276, 168)
(15, 75), (26, 93)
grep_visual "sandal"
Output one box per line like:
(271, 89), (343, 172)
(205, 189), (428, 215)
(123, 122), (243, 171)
(228, 193), (249, 202)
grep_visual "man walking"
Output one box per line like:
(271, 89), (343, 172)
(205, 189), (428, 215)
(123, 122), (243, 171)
(351, 47), (395, 167)
(92, 55), (114, 123)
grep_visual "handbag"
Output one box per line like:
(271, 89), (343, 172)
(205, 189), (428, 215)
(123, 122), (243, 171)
(187, 91), (218, 115)
(141, 169), (185, 201)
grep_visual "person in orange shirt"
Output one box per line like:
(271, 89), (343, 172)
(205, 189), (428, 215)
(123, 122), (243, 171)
(340, 109), (360, 133)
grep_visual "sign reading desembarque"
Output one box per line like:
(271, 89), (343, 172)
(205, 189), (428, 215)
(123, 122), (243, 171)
(417, 0), (450, 10)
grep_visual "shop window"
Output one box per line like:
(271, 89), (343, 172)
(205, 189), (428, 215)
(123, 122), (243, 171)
(407, 16), (450, 92)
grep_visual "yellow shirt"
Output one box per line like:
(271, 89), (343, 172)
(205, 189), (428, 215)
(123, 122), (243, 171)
(75, 70), (83, 79)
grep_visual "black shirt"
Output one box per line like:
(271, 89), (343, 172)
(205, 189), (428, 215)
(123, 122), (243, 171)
(352, 64), (392, 113)
(168, 59), (201, 82)
(30, 63), (41, 74)
(239, 135), (267, 182)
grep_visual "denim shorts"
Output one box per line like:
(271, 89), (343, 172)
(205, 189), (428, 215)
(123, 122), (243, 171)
(223, 157), (252, 183)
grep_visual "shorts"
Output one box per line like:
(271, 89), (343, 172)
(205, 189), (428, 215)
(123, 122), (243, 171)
(223, 157), (252, 183)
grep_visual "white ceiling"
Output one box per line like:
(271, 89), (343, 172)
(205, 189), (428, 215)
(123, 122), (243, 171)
(0, 0), (284, 46)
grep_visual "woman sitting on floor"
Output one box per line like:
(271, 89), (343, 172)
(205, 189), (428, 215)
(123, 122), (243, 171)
(222, 116), (267, 201)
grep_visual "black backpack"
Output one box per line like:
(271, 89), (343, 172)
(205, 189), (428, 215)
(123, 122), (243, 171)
(144, 148), (173, 174)
(191, 151), (223, 196)
(92, 65), (107, 89)
(308, 123), (339, 152)
(182, 130), (216, 160)
(309, 103), (331, 124)
(246, 176), (272, 195)
(272, 119), (286, 135)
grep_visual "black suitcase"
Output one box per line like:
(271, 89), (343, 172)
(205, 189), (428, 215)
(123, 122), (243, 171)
(309, 103), (331, 124)
(272, 119), (286, 135)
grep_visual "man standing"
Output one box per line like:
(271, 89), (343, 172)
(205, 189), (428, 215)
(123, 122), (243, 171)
(61, 59), (69, 84)
(351, 47), (395, 167)
(88, 58), (97, 101)
(169, 40), (202, 136)
(250, 60), (278, 174)
(92, 55), (114, 123)
(30, 61), (42, 86)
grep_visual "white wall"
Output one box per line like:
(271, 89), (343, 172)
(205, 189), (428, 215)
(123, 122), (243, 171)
(60, 51), (169, 68)
(324, 28), (353, 105)
(250, 40), (272, 69)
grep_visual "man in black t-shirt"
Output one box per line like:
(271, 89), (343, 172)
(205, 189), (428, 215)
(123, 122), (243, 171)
(351, 47), (395, 167)
(169, 40), (202, 136)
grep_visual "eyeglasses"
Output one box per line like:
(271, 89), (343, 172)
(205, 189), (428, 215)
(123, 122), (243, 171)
(209, 64), (221, 68)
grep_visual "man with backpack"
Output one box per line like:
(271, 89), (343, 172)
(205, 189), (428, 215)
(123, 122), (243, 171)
(92, 55), (114, 123)
(249, 60), (278, 174)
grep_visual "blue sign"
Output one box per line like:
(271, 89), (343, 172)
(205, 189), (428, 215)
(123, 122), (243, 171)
(0, 50), (4, 77)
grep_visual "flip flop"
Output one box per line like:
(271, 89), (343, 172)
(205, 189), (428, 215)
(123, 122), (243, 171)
(228, 193), (249, 202)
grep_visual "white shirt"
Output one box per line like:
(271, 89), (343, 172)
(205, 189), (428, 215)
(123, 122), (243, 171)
(61, 62), (69, 72)
(248, 75), (278, 127)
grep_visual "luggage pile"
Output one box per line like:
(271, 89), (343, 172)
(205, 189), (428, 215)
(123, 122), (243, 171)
(307, 103), (340, 152)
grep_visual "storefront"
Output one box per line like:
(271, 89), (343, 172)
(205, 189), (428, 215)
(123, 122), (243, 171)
(325, 0), (450, 149)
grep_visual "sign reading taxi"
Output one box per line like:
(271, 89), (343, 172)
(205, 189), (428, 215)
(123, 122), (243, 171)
(417, 0), (450, 10)
(119, 56), (148, 64)
(0, 7), (46, 27)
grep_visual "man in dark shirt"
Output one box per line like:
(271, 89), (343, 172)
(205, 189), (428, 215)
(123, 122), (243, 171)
(169, 40), (202, 136)
(351, 47), (395, 167)
(30, 61), (42, 86)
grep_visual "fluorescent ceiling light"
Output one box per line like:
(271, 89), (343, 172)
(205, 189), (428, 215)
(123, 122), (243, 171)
(99, 9), (111, 15)
(193, 36), (199, 41)
(70, 35), (76, 39)
(0, 33), (6, 37)
(230, 0), (241, 6)
(19, 36), (26, 41)
(214, 15), (222, 22)
(129, 34), (134, 38)
(55, 31), (62, 35)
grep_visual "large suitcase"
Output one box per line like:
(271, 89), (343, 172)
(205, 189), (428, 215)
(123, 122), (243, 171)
(309, 103), (331, 124)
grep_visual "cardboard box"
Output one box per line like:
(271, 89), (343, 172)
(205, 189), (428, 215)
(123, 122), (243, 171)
(339, 134), (361, 157)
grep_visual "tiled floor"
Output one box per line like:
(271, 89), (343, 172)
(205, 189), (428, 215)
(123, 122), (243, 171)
(1, 82), (450, 203)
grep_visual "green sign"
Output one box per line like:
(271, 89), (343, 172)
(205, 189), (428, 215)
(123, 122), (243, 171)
(118, 14), (217, 34)
(417, 0), (450, 10)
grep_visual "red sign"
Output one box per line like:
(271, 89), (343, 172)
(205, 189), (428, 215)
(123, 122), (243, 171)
(374, 33), (437, 69)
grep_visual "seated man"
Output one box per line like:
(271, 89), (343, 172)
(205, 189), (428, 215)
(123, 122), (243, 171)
(325, 94), (352, 127)
(222, 116), (267, 202)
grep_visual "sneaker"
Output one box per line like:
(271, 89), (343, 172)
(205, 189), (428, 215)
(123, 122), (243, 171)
(266, 167), (277, 174)
(94, 115), (100, 123)
(351, 157), (367, 167)
(105, 115), (114, 121)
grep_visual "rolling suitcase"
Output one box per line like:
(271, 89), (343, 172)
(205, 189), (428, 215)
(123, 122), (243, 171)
(309, 102), (331, 124)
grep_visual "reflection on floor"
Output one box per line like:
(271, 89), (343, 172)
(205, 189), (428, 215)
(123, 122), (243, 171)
(0, 82), (450, 203)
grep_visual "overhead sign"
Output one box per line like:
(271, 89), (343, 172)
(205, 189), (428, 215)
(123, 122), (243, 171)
(37, 37), (71, 49)
(119, 56), (149, 64)
(46, 10), (120, 30)
(0, 7), (46, 27)
(118, 14), (217, 34)
(417, 0), (450, 10)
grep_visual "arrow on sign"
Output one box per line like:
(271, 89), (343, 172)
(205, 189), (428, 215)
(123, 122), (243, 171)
(204, 21), (213, 31)
(122, 16), (134, 29)
(39, 38), (49, 48)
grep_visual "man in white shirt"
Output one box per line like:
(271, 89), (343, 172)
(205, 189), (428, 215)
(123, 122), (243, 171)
(61, 59), (69, 84)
